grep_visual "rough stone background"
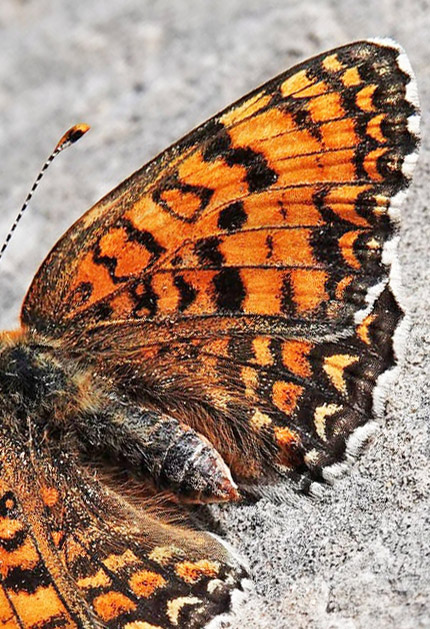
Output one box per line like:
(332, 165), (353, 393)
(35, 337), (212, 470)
(0, 1), (428, 628)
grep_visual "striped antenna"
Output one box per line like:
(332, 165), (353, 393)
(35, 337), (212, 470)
(0, 123), (90, 262)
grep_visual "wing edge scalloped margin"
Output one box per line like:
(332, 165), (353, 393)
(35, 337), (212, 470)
(318, 38), (420, 487)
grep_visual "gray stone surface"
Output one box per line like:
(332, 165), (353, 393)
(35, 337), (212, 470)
(0, 1), (428, 627)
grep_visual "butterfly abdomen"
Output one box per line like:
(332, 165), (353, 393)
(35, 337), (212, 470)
(0, 331), (239, 505)
(74, 399), (240, 503)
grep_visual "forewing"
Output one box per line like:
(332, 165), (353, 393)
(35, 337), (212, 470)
(22, 40), (418, 332)
(0, 429), (246, 628)
(22, 40), (419, 481)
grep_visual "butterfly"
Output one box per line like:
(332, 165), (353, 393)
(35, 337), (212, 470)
(0, 38), (419, 628)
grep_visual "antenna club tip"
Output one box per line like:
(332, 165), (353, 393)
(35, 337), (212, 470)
(0, 124), (91, 262)
(56, 123), (91, 150)
(71, 122), (91, 138)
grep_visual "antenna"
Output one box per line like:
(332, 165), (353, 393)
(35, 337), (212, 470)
(0, 123), (90, 262)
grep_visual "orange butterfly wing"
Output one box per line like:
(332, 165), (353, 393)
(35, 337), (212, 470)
(0, 428), (246, 628)
(22, 41), (417, 330)
(21, 40), (419, 483)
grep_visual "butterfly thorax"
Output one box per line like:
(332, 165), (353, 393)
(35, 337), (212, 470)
(0, 330), (81, 424)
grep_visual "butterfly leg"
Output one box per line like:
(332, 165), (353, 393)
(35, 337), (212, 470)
(77, 403), (239, 503)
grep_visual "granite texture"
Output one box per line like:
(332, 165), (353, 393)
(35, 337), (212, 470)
(0, 2), (428, 628)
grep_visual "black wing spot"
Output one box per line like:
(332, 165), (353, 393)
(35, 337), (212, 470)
(213, 268), (245, 312)
(174, 274), (197, 312)
(122, 220), (167, 260)
(217, 201), (248, 232)
(132, 278), (158, 318)
(225, 147), (278, 192)
(195, 236), (224, 267)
